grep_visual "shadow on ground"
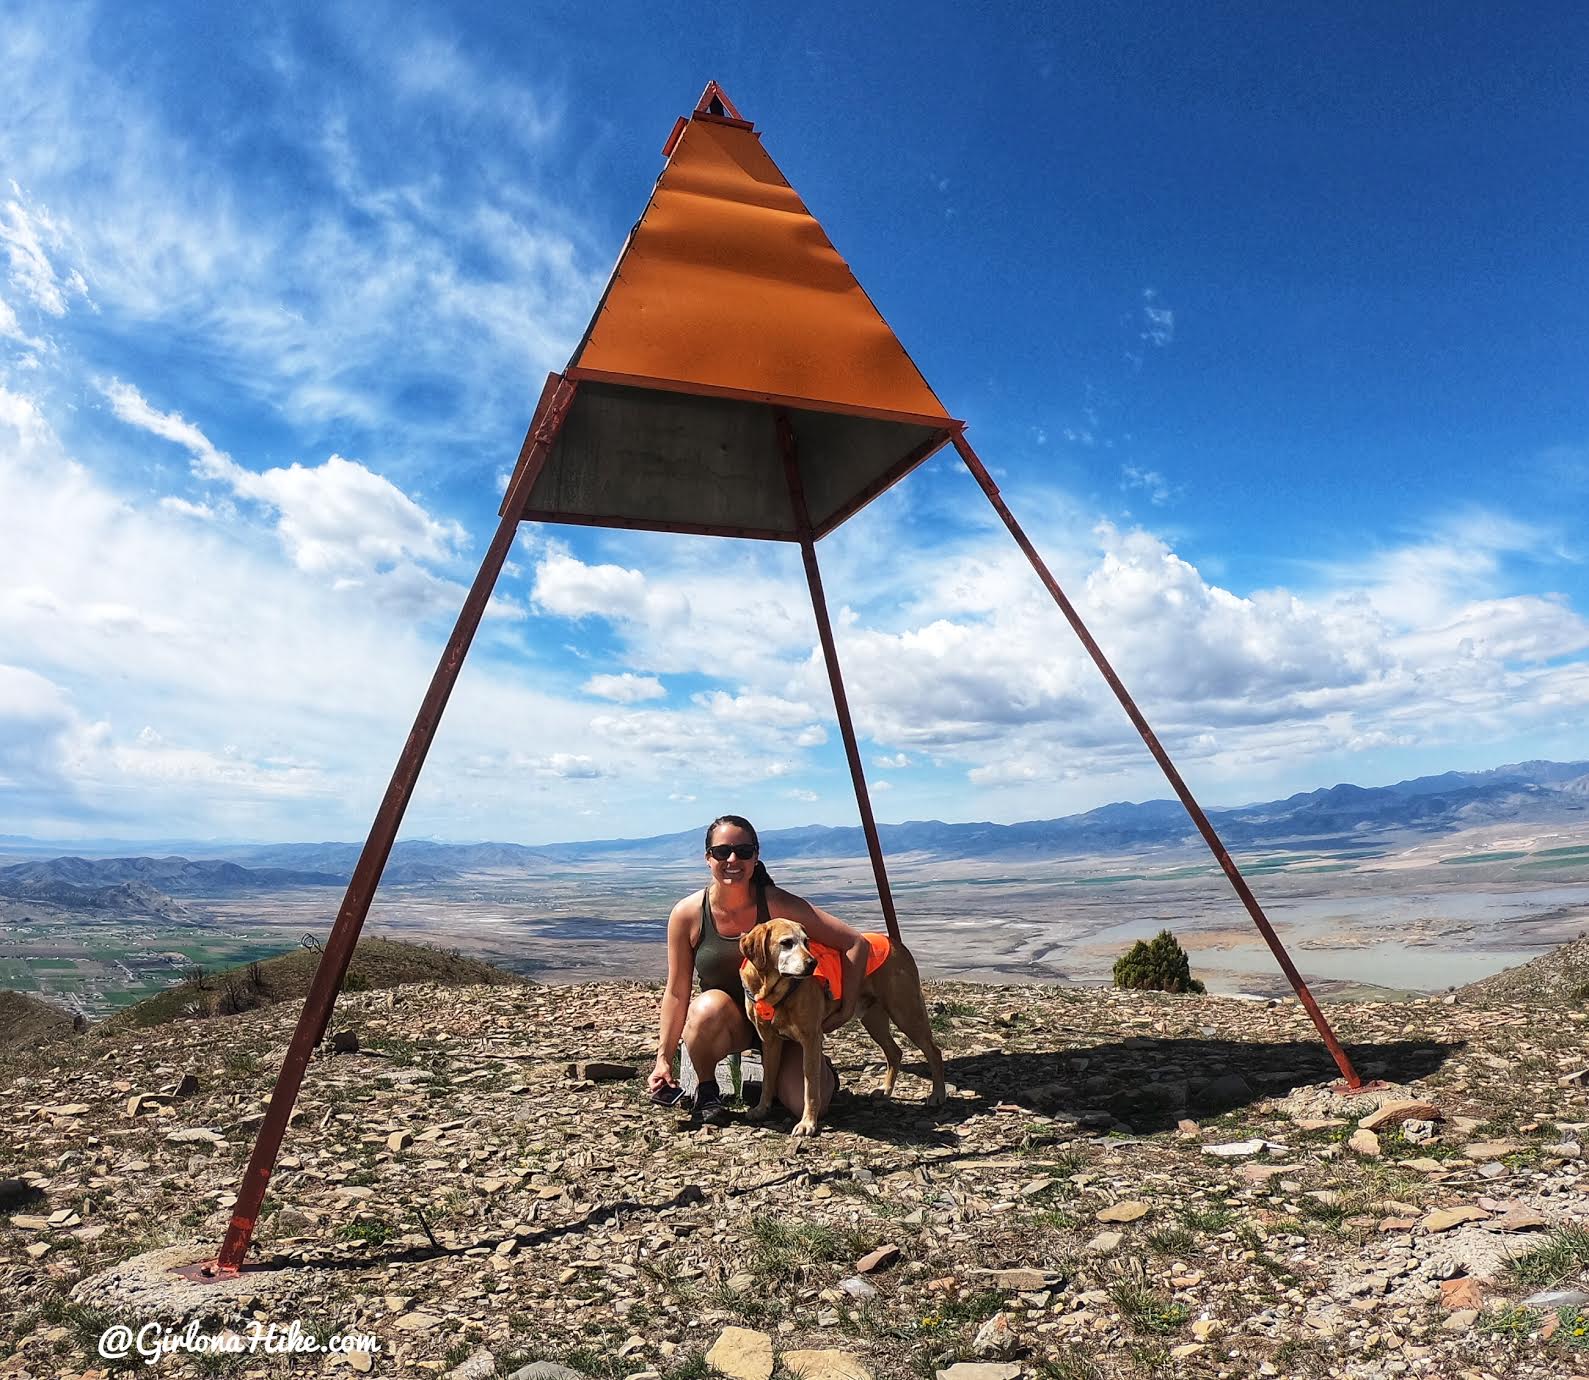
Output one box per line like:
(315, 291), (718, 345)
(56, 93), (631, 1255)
(930, 1035), (1465, 1137)
(744, 1028), (1468, 1148)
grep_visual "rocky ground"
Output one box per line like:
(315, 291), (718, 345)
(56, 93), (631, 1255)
(2, 975), (1587, 1380)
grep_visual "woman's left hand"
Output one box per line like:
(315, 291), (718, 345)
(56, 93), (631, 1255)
(822, 999), (857, 1034)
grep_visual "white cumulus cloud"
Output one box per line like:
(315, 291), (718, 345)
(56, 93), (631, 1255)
(101, 378), (468, 601)
(583, 672), (665, 703)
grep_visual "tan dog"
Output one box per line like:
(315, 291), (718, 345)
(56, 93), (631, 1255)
(738, 917), (947, 1136)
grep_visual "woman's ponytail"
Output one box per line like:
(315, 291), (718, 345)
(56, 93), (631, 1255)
(752, 859), (775, 890)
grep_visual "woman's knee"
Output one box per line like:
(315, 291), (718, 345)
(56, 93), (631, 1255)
(683, 989), (745, 1045)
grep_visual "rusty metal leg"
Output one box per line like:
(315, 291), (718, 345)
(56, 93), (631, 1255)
(952, 431), (1363, 1089)
(779, 418), (902, 944)
(206, 379), (578, 1275)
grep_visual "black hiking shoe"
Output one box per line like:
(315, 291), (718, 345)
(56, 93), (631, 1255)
(695, 1089), (730, 1126)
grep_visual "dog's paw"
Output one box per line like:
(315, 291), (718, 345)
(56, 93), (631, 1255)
(926, 1088), (948, 1107)
(744, 1103), (771, 1123)
(791, 1117), (818, 1137)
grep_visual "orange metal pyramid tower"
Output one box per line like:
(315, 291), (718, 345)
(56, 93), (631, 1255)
(506, 81), (957, 542)
(194, 84), (1363, 1279)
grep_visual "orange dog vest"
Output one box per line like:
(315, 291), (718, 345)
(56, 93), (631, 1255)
(744, 932), (891, 1022)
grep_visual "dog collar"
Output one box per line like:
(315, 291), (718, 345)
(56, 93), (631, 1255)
(741, 958), (799, 1023)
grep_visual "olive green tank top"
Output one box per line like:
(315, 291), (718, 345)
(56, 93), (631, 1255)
(695, 885), (771, 998)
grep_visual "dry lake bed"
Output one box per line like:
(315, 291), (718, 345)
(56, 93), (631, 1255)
(5, 819), (1588, 1017)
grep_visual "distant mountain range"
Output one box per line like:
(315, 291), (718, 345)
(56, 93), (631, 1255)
(0, 856), (342, 911)
(2, 760), (1584, 906)
(526, 757), (1589, 863)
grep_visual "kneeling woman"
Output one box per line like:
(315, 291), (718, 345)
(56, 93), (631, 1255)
(648, 814), (869, 1124)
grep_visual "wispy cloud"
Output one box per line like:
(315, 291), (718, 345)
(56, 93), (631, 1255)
(1121, 464), (1175, 506)
(1140, 287), (1174, 348)
(1, 14), (599, 454)
(0, 185), (84, 319)
(583, 672), (665, 703)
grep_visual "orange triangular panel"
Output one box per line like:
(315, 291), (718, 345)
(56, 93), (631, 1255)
(571, 113), (950, 424)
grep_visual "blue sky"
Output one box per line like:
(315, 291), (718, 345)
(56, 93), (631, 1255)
(1, 2), (1586, 843)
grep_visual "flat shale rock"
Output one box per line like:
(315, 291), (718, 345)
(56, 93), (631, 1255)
(565, 1060), (637, 1082)
(854, 1243), (900, 1273)
(706, 1326), (775, 1380)
(976, 1267), (1062, 1290)
(936, 1367), (1021, 1380)
(1488, 1204), (1550, 1231)
(1203, 1138), (1280, 1157)
(782, 1351), (874, 1380)
(442, 1348), (497, 1380)
(1359, 1099), (1443, 1130)
(1439, 1276), (1484, 1310)
(165, 1127), (225, 1145)
(1463, 1139), (1522, 1159)
(1423, 1205), (1489, 1232)
(1347, 1128), (1382, 1157)
(1522, 1288), (1589, 1310)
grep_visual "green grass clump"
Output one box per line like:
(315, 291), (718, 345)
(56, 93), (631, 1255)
(1145, 1225), (1196, 1256)
(1033, 1358), (1104, 1380)
(920, 1288), (1006, 1328)
(40, 1297), (140, 1373)
(1178, 1204), (1234, 1233)
(1108, 1279), (1190, 1333)
(1295, 1194), (1358, 1232)
(335, 1217), (394, 1246)
(1112, 930), (1205, 995)
(744, 1216), (866, 1280)
(1476, 1305), (1536, 1340)
(1504, 1227), (1589, 1290)
(930, 999), (977, 1035)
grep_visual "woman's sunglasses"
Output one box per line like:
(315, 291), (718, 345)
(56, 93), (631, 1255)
(706, 843), (759, 861)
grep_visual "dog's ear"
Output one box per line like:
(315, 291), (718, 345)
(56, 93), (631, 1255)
(739, 924), (763, 967)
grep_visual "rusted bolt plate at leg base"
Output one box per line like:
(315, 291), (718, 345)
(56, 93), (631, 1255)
(1329, 1079), (1391, 1096)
